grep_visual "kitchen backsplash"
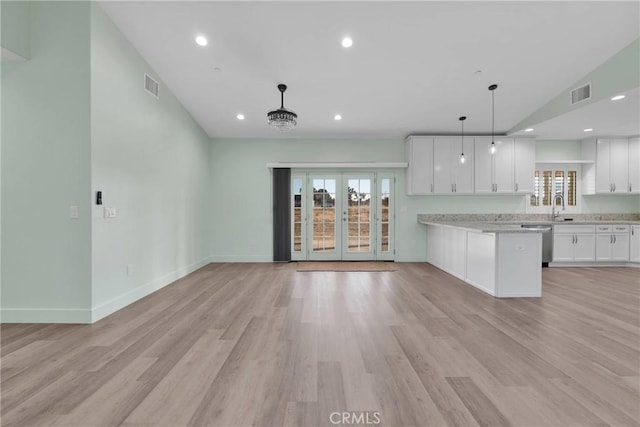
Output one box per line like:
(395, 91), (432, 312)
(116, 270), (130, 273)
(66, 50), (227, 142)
(417, 213), (640, 222)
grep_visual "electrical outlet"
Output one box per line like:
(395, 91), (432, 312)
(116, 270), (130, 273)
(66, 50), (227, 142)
(69, 205), (79, 219)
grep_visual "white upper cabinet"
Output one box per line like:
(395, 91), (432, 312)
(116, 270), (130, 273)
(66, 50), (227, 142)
(405, 136), (434, 195)
(514, 138), (535, 193)
(433, 137), (474, 194)
(474, 137), (514, 193)
(628, 137), (640, 194)
(596, 139), (629, 193)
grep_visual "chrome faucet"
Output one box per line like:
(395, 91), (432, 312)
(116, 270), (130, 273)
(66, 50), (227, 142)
(552, 193), (565, 220)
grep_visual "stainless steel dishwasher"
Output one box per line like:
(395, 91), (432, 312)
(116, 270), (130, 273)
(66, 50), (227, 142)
(521, 224), (553, 266)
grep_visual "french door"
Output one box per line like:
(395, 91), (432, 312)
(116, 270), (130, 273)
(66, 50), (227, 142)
(291, 172), (394, 261)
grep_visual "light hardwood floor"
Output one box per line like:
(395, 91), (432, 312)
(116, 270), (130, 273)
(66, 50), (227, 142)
(1, 263), (639, 426)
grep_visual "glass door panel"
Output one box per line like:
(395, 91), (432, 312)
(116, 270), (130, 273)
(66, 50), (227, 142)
(377, 173), (394, 260)
(291, 174), (306, 260)
(343, 174), (374, 260)
(309, 175), (341, 260)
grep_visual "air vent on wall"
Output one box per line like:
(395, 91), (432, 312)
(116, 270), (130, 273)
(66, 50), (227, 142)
(570, 83), (590, 105)
(144, 73), (159, 99)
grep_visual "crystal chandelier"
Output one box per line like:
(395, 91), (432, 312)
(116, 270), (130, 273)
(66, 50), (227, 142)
(267, 84), (297, 132)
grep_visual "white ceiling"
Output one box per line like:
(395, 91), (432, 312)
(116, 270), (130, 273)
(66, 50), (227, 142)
(511, 86), (640, 140)
(99, 1), (639, 140)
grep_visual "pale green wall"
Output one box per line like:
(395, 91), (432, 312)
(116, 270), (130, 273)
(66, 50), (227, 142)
(535, 140), (582, 161)
(511, 38), (640, 133)
(209, 138), (527, 262)
(210, 138), (638, 262)
(90, 4), (212, 319)
(1, 1), (31, 59)
(1, 1), (92, 322)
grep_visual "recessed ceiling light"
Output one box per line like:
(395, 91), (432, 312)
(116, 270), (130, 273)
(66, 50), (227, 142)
(195, 35), (208, 46)
(611, 95), (626, 101)
(341, 37), (353, 48)
(334, 114), (342, 121)
(584, 128), (593, 132)
(524, 128), (534, 132)
(236, 114), (245, 120)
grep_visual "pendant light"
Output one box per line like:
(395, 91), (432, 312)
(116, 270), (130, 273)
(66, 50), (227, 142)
(267, 84), (297, 132)
(489, 84), (498, 155)
(459, 116), (466, 164)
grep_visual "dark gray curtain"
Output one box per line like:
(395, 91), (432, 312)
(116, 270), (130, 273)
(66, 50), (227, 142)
(273, 168), (291, 262)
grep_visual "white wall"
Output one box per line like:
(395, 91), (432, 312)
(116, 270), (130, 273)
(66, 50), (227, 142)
(1, 1), (92, 322)
(90, 4), (212, 321)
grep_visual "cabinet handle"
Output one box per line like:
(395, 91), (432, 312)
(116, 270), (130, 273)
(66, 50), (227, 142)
(515, 183), (518, 192)
(431, 183), (433, 193)
(455, 184), (457, 193)
(610, 183), (613, 192)
(614, 235), (617, 244)
(572, 234), (575, 244)
(611, 234), (614, 244)
(575, 235), (578, 244)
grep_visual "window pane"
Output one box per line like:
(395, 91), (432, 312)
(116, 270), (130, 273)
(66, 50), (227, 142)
(531, 171), (540, 206)
(542, 171), (552, 206)
(568, 170), (577, 206)
(555, 171), (564, 204)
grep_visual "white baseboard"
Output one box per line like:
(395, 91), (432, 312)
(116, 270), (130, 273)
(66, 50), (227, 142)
(1, 308), (92, 324)
(0, 256), (213, 324)
(210, 255), (272, 263)
(90, 256), (213, 323)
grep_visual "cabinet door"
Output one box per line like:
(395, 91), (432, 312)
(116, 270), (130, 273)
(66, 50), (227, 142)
(493, 138), (514, 193)
(628, 137), (640, 194)
(610, 139), (629, 193)
(453, 138), (475, 194)
(474, 137), (494, 193)
(552, 234), (575, 262)
(630, 226), (640, 263)
(433, 138), (454, 194)
(573, 233), (595, 261)
(611, 233), (630, 261)
(595, 233), (612, 261)
(406, 137), (434, 195)
(596, 140), (611, 193)
(514, 139), (535, 193)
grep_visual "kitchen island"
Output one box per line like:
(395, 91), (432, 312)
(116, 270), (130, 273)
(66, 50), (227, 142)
(418, 219), (543, 297)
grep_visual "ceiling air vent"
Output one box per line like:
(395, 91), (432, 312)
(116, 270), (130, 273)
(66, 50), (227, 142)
(570, 83), (590, 105)
(144, 73), (159, 99)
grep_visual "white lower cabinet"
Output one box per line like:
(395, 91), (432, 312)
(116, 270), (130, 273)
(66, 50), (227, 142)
(630, 226), (640, 263)
(596, 225), (630, 262)
(553, 225), (595, 262)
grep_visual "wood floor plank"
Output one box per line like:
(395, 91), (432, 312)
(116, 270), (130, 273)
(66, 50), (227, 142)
(1, 263), (638, 426)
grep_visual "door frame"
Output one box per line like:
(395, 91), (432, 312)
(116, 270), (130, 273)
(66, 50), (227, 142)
(290, 170), (395, 261)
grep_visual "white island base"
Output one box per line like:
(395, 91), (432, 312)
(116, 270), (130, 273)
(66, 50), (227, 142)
(424, 224), (542, 297)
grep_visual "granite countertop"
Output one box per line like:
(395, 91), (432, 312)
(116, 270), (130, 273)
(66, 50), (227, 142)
(417, 220), (544, 233)
(417, 214), (640, 234)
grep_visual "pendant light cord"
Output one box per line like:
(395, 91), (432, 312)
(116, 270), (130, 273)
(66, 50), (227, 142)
(491, 89), (495, 143)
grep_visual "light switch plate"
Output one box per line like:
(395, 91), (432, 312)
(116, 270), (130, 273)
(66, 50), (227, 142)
(70, 205), (79, 219)
(104, 207), (117, 218)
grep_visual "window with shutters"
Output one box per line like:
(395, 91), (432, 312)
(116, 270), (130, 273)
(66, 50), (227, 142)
(528, 164), (579, 213)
